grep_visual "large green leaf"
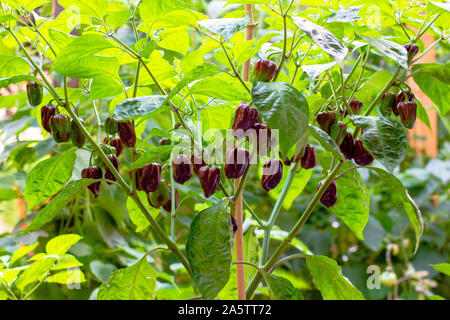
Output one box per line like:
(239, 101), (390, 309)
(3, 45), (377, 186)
(326, 6), (362, 23)
(186, 202), (232, 299)
(309, 125), (344, 161)
(331, 167), (369, 240)
(430, 263), (450, 276)
(23, 179), (97, 233)
(302, 62), (336, 81)
(0, 55), (30, 77)
(46, 234), (82, 256)
(24, 149), (77, 209)
(252, 82), (309, 156)
(412, 63), (450, 116)
(198, 17), (250, 42)
(350, 116), (407, 173)
(126, 191), (160, 232)
(292, 17), (348, 67)
(15, 257), (57, 291)
(368, 167), (423, 253)
(59, 0), (107, 18)
(262, 271), (303, 300)
(113, 95), (167, 121)
(0, 75), (42, 88)
(97, 256), (157, 300)
(305, 255), (365, 300)
(357, 34), (408, 70)
(189, 77), (250, 101)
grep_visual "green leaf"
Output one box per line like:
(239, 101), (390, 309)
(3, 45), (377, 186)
(302, 62), (336, 81)
(356, 71), (393, 108)
(24, 149), (77, 209)
(90, 76), (123, 100)
(331, 167), (369, 240)
(367, 167), (423, 253)
(350, 116), (408, 173)
(262, 271), (303, 300)
(292, 17), (348, 67)
(305, 255), (365, 300)
(46, 234), (82, 256)
(15, 257), (57, 291)
(23, 179), (98, 233)
(46, 269), (86, 284)
(309, 125), (344, 161)
(113, 95), (167, 121)
(186, 202), (232, 299)
(412, 63), (450, 116)
(166, 63), (222, 102)
(198, 17), (250, 42)
(326, 6), (362, 23)
(252, 82), (309, 156)
(0, 75), (42, 88)
(105, 9), (131, 31)
(0, 55), (30, 78)
(430, 263), (450, 276)
(59, 0), (108, 18)
(357, 34), (408, 70)
(189, 77), (251, 101)
(52, 254), (83, 270)
(126, 191), (160, 232)
(9, 242), (38, 267)
(130, 145), (174, 170)
(97, 256), (157, 300)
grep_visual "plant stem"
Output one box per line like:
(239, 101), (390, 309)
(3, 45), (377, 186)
(219, 41), (251, 94)
(348, 45), (371, 102)
(246, 161), (344, 298)
(273, 14), (287, 81)
(260, 161), (301, 265)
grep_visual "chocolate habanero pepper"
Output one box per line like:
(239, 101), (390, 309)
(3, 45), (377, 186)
(104, 137), (124, 156)
(70, 119), (86, 148)
(253, 59), (277, 82)
(198, 166), (221, 198)
(251, 122), (271, 156)
(173, 155), (192, 185)
(103, 154), (120, 183)
(105, 116), (119, 136)
(349, 99), (363, 115)
(300, 145), (317, 170)
(137, 163), (161, 192)
(353, 138), (374, 166)
(339, 133), (354, 160)
(232, 104), (259, 139)
(317, 180), (338, 208)
(118, 120), (136, 148)
(191, 152), (206, 176)
(163, 187), (179, 212)
(261, 159), (283, 192)
(397, 101), (417, 129)
(40, 104), (56, 133)
(26, 81), (43, 106)
(147, 179), (170, 208)
(225, 147), (250, 179)
(49, 114), (71, 143)
(379, 92), (396, 117)
(81, 166), (102, 197)
(316, 111), (336, 134)
(404, 44), (419, 61)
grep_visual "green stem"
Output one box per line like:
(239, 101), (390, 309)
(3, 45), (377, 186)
(247, 161), (344, 298)
(348, 45), (371, 102)
(219, 42), (251, 94)
(260, 161), (301, 265)
(273, 14), (287, 81)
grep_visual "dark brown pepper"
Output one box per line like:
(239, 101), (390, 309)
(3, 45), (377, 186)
(173, 155), (192, 185)
(261, 159), (283, 192)
(225, 148), (250, 179)
(317, 180), (338, 208)
(232, 104), (259, 139)
(118, 121), (136, 147)
(300, 145), (317, 170)
(353, 139), (374, 166)
(81, 166), (102, 197)
(198, 166), (221, 198)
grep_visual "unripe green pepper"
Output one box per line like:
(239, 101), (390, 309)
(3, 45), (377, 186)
(49, 114), (71, 143)
(26, 81), (43, 106)
(105, 116), (119, 136)
(147, 179), (170, 208)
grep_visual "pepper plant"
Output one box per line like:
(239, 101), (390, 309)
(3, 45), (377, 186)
(0, 0), (449, 300)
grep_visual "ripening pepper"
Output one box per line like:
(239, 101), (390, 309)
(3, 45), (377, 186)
(232, 104), (259, 139)
(317, 180), (338, 208)
(397, 101), (417, 129)
(40, 104), (56, 133)
(198, 166), (221, 198)
(349, 99), (363, 115)
(230, 214), (238, 234)
(104, 137), (124, 156)
(334, 121), (347, 146)
(251, 122), (271, 156)
(26, 81), (43, 106)
(316, 111), (336, 134)
(147, 179), (170, 208)
(172, 155), (192, 185)
(103, 154), (119, 183)
(353, 139), (374, 166)
(105, 116), (119, 136)
(339, 133), (354, 160)
(70, 119), (86, 148)
(49, 114), (71, 143)
(300, 145), (317, 170)
(136, 163), (161, 192)
(163, 186), (179, 212)
(404, 44), (419, 61)
(159, 137), (171, 146)
(118, 121), (136, 147)
(191, 152), (207, 176)
(379, 92), (396, 116)
(81, 166), (102, 197)
(225, 147), (250, 179)
(261, 159), (283, 192)
(253, 59), (277, 82)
